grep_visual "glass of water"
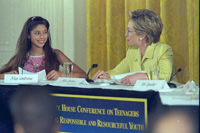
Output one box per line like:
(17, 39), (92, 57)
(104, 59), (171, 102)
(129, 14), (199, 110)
(149, 66), (160, 80)
(63, 62), (73, 78)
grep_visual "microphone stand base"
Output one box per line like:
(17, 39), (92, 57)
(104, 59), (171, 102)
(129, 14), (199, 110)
(167, 83), (177, 88)
(86, 79), (94, 83)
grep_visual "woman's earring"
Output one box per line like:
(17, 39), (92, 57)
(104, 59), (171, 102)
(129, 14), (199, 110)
(139, 38), (143, 41)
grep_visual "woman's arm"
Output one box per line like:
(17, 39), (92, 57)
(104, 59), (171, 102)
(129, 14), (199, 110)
(0, 56), (18, 79)
(92, 48), (133, 80)
(54, 49), (86, 78)
(0, 70), (18, 79)
(106, 48), (132, 76)
(157, 45), (174, 82)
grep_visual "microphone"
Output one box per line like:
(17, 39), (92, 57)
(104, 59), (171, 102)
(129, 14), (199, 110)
(168, 68), (182, 88)
(86, 64), (98, 82)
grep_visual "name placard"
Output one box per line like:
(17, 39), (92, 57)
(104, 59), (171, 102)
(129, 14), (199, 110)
(4, 74), (38, 84)
(133, 80), (169, 91)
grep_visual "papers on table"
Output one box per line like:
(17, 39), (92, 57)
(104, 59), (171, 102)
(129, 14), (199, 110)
(3, 67), (46, 84)
(49, 78), (90, 87)
(111, 71), (146, 81)
(1, 76), (199, 106)
(1, 69), (173, 92)
(1, 68), (199, 106)
(49, 78), (117, 88)
(159, 89), (199, 106)
(94, 71), (146, 85)
(18, 67), (46, 81)
(94, 78), (120, 85)
(94, 72), (171, 92)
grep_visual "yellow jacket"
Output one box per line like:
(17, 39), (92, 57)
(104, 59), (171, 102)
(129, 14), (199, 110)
(107, 42), (176, 82)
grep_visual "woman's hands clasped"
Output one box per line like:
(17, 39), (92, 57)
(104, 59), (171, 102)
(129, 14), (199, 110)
(121, 73), (148, 85)
(92, 70), (110, 80)
(6, 70), (18, 74)
(92, 71), (148, 85)
(46, 70), (63, 80)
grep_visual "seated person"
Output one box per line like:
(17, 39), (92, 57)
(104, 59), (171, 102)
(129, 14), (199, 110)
(0, 16), (86, 80)
(92, 9), (176, 84)
(10, 86), (58, 133)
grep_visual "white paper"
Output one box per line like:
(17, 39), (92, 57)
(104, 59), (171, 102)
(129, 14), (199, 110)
(49, 77), (90, 87)
(18, 67), (46, 81)
(111, 71), (146, 82)
(94, 79), (118, 84)
(159, 89), (199, 106)
(93, 71), (146, 85)
(181, 81), (197, 92)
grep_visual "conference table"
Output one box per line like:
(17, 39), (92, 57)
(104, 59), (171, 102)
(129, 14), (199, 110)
(0, 79), (199, 133)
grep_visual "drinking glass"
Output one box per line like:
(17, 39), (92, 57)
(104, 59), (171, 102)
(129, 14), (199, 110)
(149, 66), (160, 80)
(63, 62), (73, 78)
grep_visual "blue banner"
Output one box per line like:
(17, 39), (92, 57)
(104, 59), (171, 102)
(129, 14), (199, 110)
(52, 94), (147, 133)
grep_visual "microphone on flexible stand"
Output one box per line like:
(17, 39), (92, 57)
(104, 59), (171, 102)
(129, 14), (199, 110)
(86, 64), (98, 82)
(167, 68), (182, 88)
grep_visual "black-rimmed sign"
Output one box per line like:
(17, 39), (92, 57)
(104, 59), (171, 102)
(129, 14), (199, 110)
(52, 93), (147, 133)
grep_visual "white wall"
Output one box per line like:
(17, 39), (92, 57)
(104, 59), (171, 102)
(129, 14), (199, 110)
(0, 0), (87, 72)
(74, 0), (87, 72)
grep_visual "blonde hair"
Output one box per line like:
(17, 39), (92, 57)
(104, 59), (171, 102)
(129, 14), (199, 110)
(129, 9), (163, 44)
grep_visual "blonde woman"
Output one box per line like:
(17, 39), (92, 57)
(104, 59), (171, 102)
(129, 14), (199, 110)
(92, 9), (176, 84)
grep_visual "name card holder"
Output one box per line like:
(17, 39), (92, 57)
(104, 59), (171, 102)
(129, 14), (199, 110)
(4, 74), (38, 84)
(133, 80), (169, 91)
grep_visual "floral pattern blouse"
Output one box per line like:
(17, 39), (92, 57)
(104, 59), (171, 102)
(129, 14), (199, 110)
(23, 53), (45, 73)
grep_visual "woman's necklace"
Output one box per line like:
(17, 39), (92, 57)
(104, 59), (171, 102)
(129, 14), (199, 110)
(35, 63), (39, 67)
(28, 53), (44, 68)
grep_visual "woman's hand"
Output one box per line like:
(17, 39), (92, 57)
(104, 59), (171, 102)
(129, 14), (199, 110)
(92, 70), (110, 80)
(121, 73), (148, 85)
(5, 70), (18, 74)
(0, 70), (18, 79)
(46, 70), (63, 80)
